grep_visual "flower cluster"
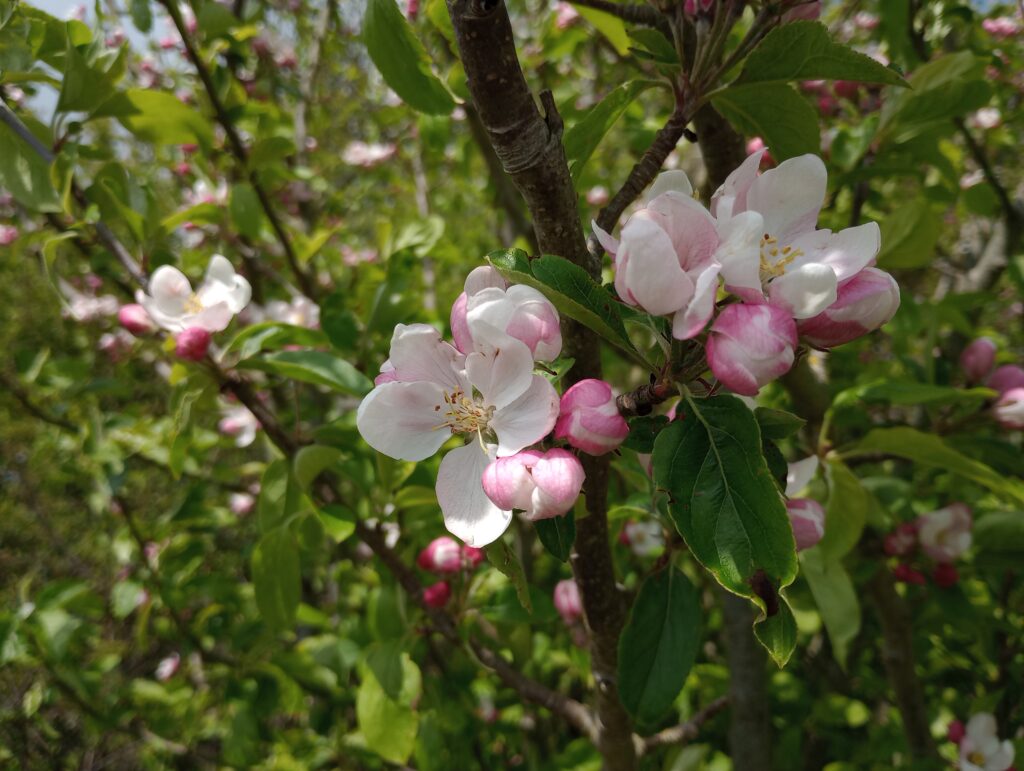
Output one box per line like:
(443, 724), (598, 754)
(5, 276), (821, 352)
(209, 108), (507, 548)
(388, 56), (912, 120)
(960, 337), (1024, 431)
(595, 150), (900, 395)
(884, 503), (973, 588)
(357, 267), (627, 546)
(949, 713), (1016, 771)
(416, 536), (486, 608)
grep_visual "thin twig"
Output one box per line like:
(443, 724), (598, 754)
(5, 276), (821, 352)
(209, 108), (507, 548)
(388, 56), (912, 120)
(640, 696), (729, 755)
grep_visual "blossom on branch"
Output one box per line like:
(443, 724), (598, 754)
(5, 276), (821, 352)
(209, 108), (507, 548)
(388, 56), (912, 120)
(138, 255), (251, 333)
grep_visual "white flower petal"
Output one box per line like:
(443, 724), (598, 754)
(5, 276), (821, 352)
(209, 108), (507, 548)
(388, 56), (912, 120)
(148, 265), (193, 317)
(786, 456), (819, 496)
(799, 222), (881, 283)
(768, 263), (838, 319)
(490, 375), (560, 456)
(646, 170), (693, 202)
(592, 220), (619, 256)
(712, 148), (764, 219)
(388, 323), (466, 391)
(714, 210), (764, 297)
(966, 714), (999, 744)
(746, 154), (827, 242)
(436, 444), (512, 547)
(355, 381), (451, 461)
(466, 338), (535, 411)
(672, 262), (720, 340)
(188, 302), (234, 332)
(620, 216), (692, 316)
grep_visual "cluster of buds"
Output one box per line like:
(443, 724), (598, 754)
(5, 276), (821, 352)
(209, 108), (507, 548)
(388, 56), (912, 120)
(960, 337), (1024, 430)
(885, 503), (973, 588)
(417, 536), (485, 608)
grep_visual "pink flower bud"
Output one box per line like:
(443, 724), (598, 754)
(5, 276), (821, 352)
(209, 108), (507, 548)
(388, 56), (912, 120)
(450, 291), (472, 353)
(229, 492), (255, 516)
(893, 563), (927, 586)
(554, 379), (629, 455)
(994, 388), (1024, 430)
(854, 12), (879, 30)
(417, 536), (463, 574)
(707, 303), (797, 396)
(481, 448), (585, 521)
(555, 1), (580, 27)
(883, 522), (919, 557)
(960, 337), (997, 383)
(917, 503), (972, 563)
(834, 80), (860, 101)
(422, 580), (451, 608)
(155, 652), (180, 681)
(462, 545), (485, 568)
(798, 268), (900, 348)
(783, 1), (820, 22)
(982, 17), (1020, 40)
(932, 562), (959, 588)
(786, 498), (825, 551)
(405, 0), (419, 19)
(0, 225), (18, 245)
(988, 365), (1024, 396)
(948, 720), (966, 745)
(553, 579), (583, 624)
(118, 304), (156, 336)
(586, 186), (609, 207)
(174, 327), (211, 361)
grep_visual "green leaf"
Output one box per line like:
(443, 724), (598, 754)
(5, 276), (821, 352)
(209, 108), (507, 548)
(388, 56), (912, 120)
(736, 21), (906, 88)
(95, 89), (213, 148)
(628, 28), (678, 64)
(564, 80), (658, 183)
(221, 321), (326, 362)
(876, 200), (941, 269)
(800, 547), (860, 669)
(319, 504), (357, 544)
(845, 428), (1024, 506)
(238, 350), (372, 396)
(820, 460), (869, 560)
(622, 415), (669, 454)
(57, 37), (116, 114)
(576, 6), (630, 55)
(617, 567), (700, 726)
(652, 395), (797, 601)
(0, 120), (60, 212)
(834, 380), (995, 409)
(754, 407), (806, 441)
(362, 0), (454, 115)
(711, 83), (819, 162)
(973, 512), (1024, 555)
(752, 595), (797, 667)
(356, 653), (421, 765)
(366, 640), (404, 700)
(129, 0), (152, 32)
(229, 182), (264, 239)
(251, 528), (301, 632)
(488, 249), (652, 370)
(534, 512), (576, 562)
(293, 445), (343, 491)
(258, 459), (299, 532)
(484, 540), (532, 614)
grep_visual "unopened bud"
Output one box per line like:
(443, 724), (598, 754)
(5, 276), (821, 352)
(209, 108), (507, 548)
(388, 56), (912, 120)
(554, 379), (629, 455)
(174, 327), (211, 361)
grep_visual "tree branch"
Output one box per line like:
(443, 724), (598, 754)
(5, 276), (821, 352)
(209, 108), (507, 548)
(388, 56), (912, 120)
(158, 0), (318, 300)
(640, 695), (729, 755)
(568, 0), (672, 39)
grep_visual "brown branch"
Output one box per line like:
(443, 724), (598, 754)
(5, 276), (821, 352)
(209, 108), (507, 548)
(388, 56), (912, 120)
(159, 0), (318, 300)
(445, 1), (637, 767)
(640, 696), (729, 755)
(616, 381), (673, 417)
(955, 117), (1023, 240)
(568, 0), (672, 39)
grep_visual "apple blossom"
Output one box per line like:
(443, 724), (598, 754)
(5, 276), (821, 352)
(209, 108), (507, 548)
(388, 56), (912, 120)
(798, 268), (901, 348)
(155, 652), (180, 681)
(994, 388), (1024, 430)
(118, 304), (156, 336)
(175, 327), (211, 361)
(186, 179), (228, 206)
(883, 522), (919, 557)
(712, 151), (891, 322)
(917, 503), (972, 563)
(462, 545), (485, 568)
(60, 280), (120, 322)
(0, 224), (18, 245)
(98, 331), (134, 361)
(960, 337), (997, 383)
(988, 365), (1024, 396)
(481, 448), (585, 521)
(417, 536), (463, 574)
(356, 323), (559, 545)
(423, 580), (451, 608)
(982, 17), (1020, 40)
(265, 296), (320, 328)
(464, 282), (562, 362)
(706, 303), (798, 396)
(586, 185), (609, 207)
(218, 405), (260, 447)
(786, 455), (819, 496)
(342, 140), (397, 168)
(594, 170), (722, 340)
(621, 520), (665, 557)
(786, 499), (825, 551)
(553, 578), (583, 624)
(138, 255), (251, 333)
(554, 2), (579, 28)
(960, 713), (1015, 771)
(450, 265), (509, 353)
(554, 379), (629, 455)
(229, 492), (256, 516)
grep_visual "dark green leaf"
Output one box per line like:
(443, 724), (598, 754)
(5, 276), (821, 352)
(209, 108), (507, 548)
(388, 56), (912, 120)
(617, 567), (700, 725)
(622, 415), (669, 454)
(762, 439), (788, 491)
(753, 595), (797, 667)
(711, 83), (819, 162)
(229, 182), (264, 239)
(736, 21), (906, 87)
(362, 0), (454, 115)
(57, 39), (116, 114)
(238, 350), (372, 395)
(356, 654), (421, 764)
(834, 380), (995, 409)
(800, 548), (860, 669)
(534, 511), (576, 562)
(366, 640), (404, 700)
(876, 200), (941, 269)
(628, 28), (678, 64)
(129, 0), (152, 32)
(251, 528), (301, 632)
(0, 120), (60, 212)
(754, 407), (806, 440)
(258, 459), (299, 532)
(484, 540), (532, 614)
(973, 511), (1024, 555)
(652, 395), (797, 601)
(221, 322), (326, 362)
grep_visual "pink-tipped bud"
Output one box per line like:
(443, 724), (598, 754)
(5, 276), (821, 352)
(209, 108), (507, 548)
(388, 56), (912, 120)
(883, 522), (919, 557)
(917, 503), (972, 563)
(155, 652), (180, 681)
(229, 492), (255, 516)
(707, 303), (798, 396)
(0, 225), (18, 245)
(932, 562), (959, 588)
(586, 186), (609, 207)
(833, 80), (860, 101)
(417, 536), (463, 574)
(960, 338), (997, 383)
(786, 498), (825, 551)
(783, 1), (820, 22)
(462, 545), (485, 568)
(554, 379), (629, 455)
(405, 0), (420, 19)
(481, 449), (585, 521)
(989, 365), (1024, 396)
(118, 304), (156, 336)
(175, 327), (211, 361)
(422, 580), (451, 608)
(798, 268), (900, 349)
(994, 388), (1024, 430)
(947, 719), (966, 745)
(553, 579), (583, 625)
(893, 563), (927, 585)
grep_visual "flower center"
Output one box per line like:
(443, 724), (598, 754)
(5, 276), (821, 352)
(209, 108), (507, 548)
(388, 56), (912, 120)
(968, 751), (986, 765)
(435, 389), (493, 436)
(759, 234), (803, 283)
(184, 293), (204, 314)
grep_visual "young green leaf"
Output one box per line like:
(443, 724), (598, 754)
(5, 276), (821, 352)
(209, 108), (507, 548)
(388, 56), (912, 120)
(484, 540), (532, 614)
(535, 511), (576, 562)
(238, 350), (372, 396)
(800, 547), (860, 669)
(711, 83), (819, 162)
(251, 527), (301, 632)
